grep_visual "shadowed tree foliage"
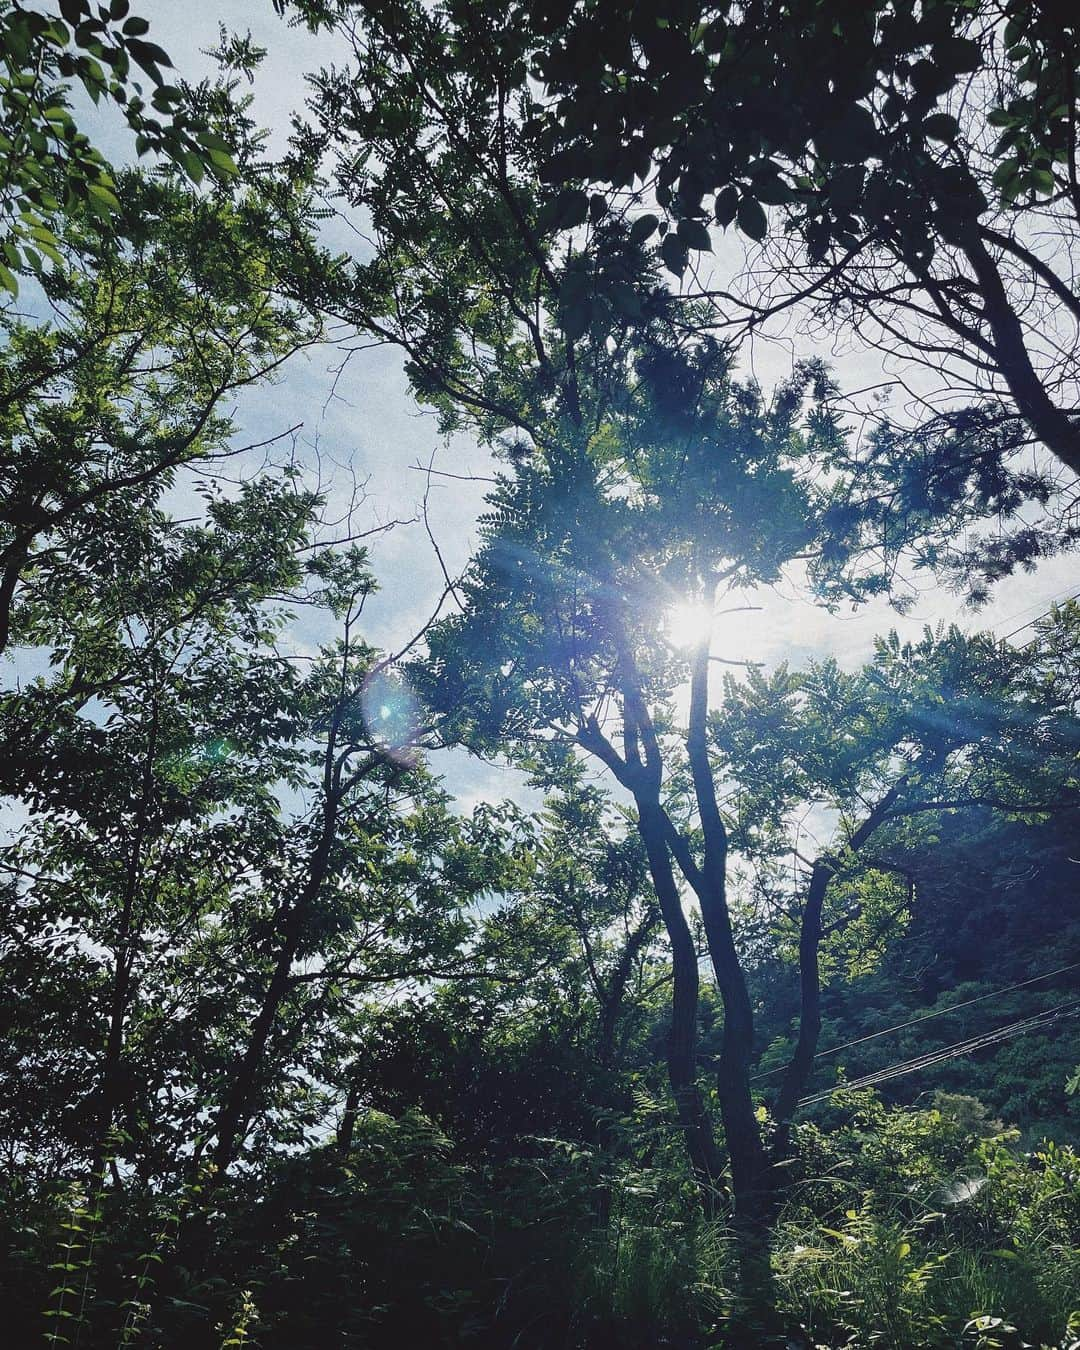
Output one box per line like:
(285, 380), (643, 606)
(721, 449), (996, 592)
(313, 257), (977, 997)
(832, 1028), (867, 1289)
(522, 0), (1080, 483)
(284, 0), (1080, 596)
(414, 344), (1080, 1309)
(1, 7), (1079, 1348)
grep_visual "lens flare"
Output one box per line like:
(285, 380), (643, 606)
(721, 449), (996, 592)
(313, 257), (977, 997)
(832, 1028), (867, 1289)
(359, 668), (422, 766)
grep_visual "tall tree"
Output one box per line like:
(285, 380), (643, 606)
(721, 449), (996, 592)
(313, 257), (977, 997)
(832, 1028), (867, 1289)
(348, 778), (667, 1155)
(0, 33), (479, 1188)
(416, 414), (1080, 1311)
(1, 473), (535, 1188)
(523, 0), (1080, 483)
(285, 0), (1080, 595)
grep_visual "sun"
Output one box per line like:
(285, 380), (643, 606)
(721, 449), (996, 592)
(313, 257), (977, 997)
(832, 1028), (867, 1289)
(664, 599), (714, 651)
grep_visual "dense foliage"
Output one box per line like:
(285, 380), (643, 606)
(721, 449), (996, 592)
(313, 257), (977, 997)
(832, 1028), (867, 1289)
(1, 3), (1078, 1348)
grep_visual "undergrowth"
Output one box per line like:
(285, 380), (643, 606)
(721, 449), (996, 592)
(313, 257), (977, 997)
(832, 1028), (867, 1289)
(3, 1094), (1079, 1349)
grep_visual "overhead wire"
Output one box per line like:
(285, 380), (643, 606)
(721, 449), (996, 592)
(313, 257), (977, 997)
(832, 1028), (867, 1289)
(752, 592), (1079, 1102)
(751, 959), (1080, 1081)
(997, 590), (1080, 644)
(797, 995), (1080, 1107)
(986, 583), (1080, 642)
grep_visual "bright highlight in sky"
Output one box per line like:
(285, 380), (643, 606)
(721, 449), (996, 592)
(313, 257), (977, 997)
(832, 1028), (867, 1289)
(664, 599), (714, 651)
(359, 668), (422, 766)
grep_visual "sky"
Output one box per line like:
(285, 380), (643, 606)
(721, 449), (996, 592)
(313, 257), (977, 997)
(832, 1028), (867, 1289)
(38, 0), (1080, 814)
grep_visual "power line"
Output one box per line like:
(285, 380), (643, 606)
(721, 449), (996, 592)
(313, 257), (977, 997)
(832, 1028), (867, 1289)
(995, 590), (1080, 644)
(987, 583), (1080, 641)
(751, 958), (1080, 1081)
(797, 995), (1080, 1107)
(799, 997), (1080, 1106)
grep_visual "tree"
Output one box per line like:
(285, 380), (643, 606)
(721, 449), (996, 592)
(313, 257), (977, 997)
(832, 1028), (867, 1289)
(0, 77), (350, 1178)
(522, 0), (1080, 480)
(707, 612), (1080, 1137)
(0, 94), (349, 842)
(5, 6), (1080, 1342)
(1, 472), (541, 1191)
(415, 404), (1080, 1312)
(0, 29), (509, 1189)
(244, 1), (1080, 1317)
(3, 473), (320, 1181)
(0, 0), (240, 292)
(352, 775), (666, 1155)
(285, 0), (1080, 597)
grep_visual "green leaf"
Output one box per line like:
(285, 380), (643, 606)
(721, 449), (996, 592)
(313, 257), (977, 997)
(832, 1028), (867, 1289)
(0, 260), (19, 295)
(753, 175), (795, 206)
(936, 36), (982, 74)
(196, 129), (233, 154)
(87, 182), (120, 211)
(560, 298), (590, 341)
(34, 238), (64, 266)
(1001, 174), (1024, 205)
(543, 187), (588, 232)
(923, 113), (958, 143)
(127, 38), (172, 68)
(207, 148), (238, 176)
(677, 217), (712, 251)
(180, 150), (205, 184)
(737, 196), (767, 241)
(660, 232), (688, 276)
(714, 184), (738, 227)
(629, 212), (659, 244)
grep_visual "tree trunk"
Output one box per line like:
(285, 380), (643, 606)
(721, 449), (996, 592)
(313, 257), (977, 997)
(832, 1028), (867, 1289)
(92, 703), (160, 1178)
(337, 1074), (362, 1155)
(772, 861), (831, 1145)
(210, 820), (336, 1175)
(685, 636), (777, 1312)
(595, 908), (657, 1068)
(636, 800), (724, 1211)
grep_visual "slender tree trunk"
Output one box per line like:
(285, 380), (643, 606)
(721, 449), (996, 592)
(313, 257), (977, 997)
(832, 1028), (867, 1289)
(772, 861), (831, 1144)
(578, 657), (724, 1210)
(772, 779), (907, 1148)
(92, 949), (134, 1178)
(595, 908), (657, 1068)
(210, 826), (335, 1175)
(684, 635), (776, 1311)
(636, 800), (724, 1212)
(337, 1074), (362, 1156)
(92, 701), (160, 1178)
(0, 557), (22, 657)
(210, 946), (296, 1174)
